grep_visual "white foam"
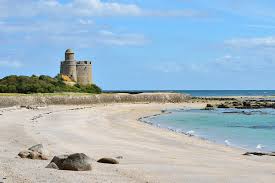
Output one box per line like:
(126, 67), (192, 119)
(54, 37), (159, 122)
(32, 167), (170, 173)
(186, 130), (195, 135)
(256, 144), (264, 149)
(225, 140), (231, 146)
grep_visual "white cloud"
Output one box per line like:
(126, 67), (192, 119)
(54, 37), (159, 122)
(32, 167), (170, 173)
(70, 0), (142, 16)
(0, 60), (22, 68)
(225, 37), (275, 48)
(79, 19), (94, 25)
(213, 55), (244, 72)
(98, 30), (148, 46)
(153, 62), (184, 73)
(153, 62), (209, 73)
(0, 0), (204, 18)
(0, 18), (148, 47)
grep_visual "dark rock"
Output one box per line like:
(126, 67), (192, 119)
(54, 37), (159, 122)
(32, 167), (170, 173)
(49, 153), (92, 171)
(50, 154), (69, 167)
(243, 152), (275, 156)
(217, 104), (230, 108)
(46, 162), (59, 169)
(206, 104), (213, 108)
(20, 105), (38, 110)
(203, 104), (214, 110)
(97, 157), (119, 164)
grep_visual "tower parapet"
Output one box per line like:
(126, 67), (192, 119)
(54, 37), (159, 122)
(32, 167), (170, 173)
(60, 49), (93, 85)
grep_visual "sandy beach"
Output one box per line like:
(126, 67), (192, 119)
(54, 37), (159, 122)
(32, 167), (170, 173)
(1, 102), (275, 183)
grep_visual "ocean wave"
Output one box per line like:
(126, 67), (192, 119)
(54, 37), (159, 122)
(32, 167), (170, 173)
(186, 130), (195, 135)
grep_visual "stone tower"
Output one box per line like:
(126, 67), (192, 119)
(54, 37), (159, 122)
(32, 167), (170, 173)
(76, 61), (92, 85)
(60, 49), (92, 85)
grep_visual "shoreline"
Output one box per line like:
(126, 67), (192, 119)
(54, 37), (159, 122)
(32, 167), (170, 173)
(1, 103), (275, 182)
(138, 107), (253, 152)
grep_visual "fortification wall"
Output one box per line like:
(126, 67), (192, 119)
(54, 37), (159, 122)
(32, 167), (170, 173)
(0, 93), (191, 108)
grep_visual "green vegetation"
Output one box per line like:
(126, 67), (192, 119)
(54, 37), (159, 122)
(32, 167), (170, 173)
(0, 75), (102, 94)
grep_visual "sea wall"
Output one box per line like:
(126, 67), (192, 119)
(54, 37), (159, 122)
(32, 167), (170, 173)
(0, 93), (191, 108)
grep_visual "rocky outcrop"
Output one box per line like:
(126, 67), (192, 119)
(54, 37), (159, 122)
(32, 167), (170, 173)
(0, 93), (191, 108)
(97, 158), (119, 164)
(204, 104), (214, 110)
(46, 153), (92, 171)
(211, 100), (275, 109)
(18, 144), (48, 160)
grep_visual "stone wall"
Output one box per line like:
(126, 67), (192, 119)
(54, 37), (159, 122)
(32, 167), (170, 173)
(0, 93), (191, 108)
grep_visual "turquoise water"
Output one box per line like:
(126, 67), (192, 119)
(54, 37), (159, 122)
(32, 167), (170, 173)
(146, 108), (275, 152)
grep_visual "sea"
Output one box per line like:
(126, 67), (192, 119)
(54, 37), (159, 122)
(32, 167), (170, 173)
(105, 90), (275, 97)
(116, 90), (275, 152)
(145, 108), (275, 152)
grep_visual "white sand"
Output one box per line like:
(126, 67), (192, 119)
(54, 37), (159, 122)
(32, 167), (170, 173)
(0, 103), (275, 183)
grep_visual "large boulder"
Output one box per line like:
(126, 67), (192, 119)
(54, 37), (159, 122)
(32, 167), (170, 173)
(97, 157), (119, 164)
(47, 153), (92, 171)
(45, 162), (59, 169)
(18, 144), (48, 160)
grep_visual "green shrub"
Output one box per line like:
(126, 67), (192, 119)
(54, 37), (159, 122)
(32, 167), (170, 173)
(0, 75), (102, 94)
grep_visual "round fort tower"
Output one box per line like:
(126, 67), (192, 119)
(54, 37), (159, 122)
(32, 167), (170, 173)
(60, 49), (77, 82)
(76, 61), (92, 85)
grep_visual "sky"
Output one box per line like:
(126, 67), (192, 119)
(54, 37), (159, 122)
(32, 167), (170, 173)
(1, 0), (275, 90)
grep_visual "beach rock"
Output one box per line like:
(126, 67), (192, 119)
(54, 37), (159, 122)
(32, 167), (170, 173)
(116, 156), (123, 159)
(18, 144), (48, 160)
(217, 104), (230, 108)
(18, 150), (32, 159)
(243, 152), (275, 157)
(206, 104), (213, 108)
(20, 105), (38, 110)
(50, 154), (69, 166)
(204, 104), (214, 110)
(28, 144), (43, 154)
(30, 151), (48, 160)
(242, 102), (251, 108)
(48, 153), (92, 171)
(46, 162), (59, 169)
(97, 158), (119, 164)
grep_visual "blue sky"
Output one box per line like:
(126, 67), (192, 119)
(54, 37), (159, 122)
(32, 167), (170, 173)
(1, 0), (275, 90)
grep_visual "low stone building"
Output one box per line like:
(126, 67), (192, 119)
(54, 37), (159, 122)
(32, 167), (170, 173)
(60, 49), (92, 85)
